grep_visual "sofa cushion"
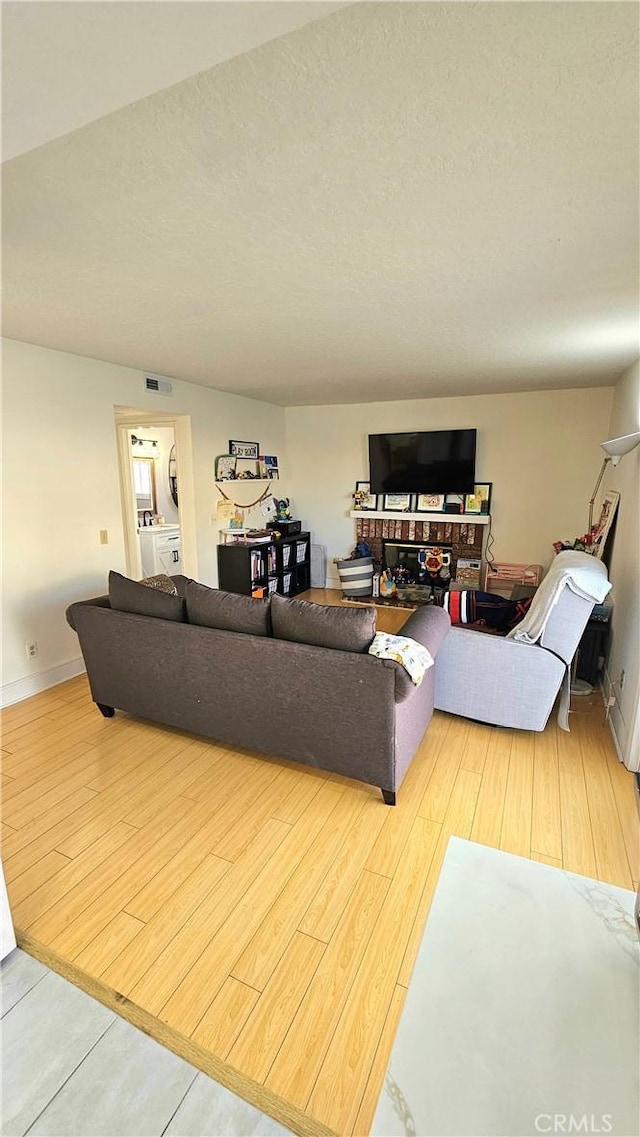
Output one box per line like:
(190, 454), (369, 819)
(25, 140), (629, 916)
(185, 581), (271, 636)
(271, 592), (376, 652)
(108, 570), (186, 621)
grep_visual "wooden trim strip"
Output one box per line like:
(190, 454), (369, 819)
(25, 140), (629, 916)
(16, 931), (337, 1137)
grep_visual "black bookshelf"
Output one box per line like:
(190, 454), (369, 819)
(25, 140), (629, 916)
(217, 532), (310, 598)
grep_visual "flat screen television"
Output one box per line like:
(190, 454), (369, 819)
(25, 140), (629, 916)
(368, 429), (476, 493)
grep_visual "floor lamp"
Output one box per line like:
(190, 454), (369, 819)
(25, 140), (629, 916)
(588, 430), (640, 533)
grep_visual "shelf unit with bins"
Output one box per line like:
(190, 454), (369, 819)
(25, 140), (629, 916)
(217, 531), (310, 599)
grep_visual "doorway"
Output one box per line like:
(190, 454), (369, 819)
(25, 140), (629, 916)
(114, 409), (198, 581)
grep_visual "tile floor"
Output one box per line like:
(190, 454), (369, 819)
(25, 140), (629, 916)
(1, 949), (292, 1137)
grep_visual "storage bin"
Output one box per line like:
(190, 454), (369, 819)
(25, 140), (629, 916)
(334, 556), (374, 597)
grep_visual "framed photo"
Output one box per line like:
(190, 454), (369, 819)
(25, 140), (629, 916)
(259, 454), (279, 478)
(464, 483), (492, 514)
(354, 481), (378, 510)
(229, 439), (259, 460)
(215, 454), (237, 480)
(592, 490), (620, 560)
(414, 493), (445, 513)
(383, 493), (411, 512)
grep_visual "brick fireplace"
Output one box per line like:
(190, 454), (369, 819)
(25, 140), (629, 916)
(354, 514), (485, 583)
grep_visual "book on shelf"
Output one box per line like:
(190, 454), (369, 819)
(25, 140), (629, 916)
(250, 549), (263, 581)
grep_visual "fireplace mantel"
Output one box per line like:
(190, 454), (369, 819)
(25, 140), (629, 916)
(349, 510), (490, 525)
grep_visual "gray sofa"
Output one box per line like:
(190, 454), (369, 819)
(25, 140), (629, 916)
(66, 575), (450, 804)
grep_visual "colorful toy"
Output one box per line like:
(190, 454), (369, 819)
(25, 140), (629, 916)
(275, 498), (291, 521)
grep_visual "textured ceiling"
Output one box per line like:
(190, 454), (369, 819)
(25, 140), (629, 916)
(3, 1), (639, 406)
(1, 1), (347, 159)
(2, 0), (347, 160)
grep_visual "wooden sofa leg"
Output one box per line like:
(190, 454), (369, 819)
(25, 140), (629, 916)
(97, 703), (115, 718)
(381, 789), (396, 806)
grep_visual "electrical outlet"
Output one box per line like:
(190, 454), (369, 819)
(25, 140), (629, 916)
(26, 641), (38, 659)
(619, 669), (625, 690)
(607, 695), (616, 707)
(100, 529), (109, 545)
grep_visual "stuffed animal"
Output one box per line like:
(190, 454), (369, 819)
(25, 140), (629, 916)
(275, 498), (291, 521)
(354, 539), (372, 559)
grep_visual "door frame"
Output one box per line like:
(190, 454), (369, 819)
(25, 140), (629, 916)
(114, 409), (198, 581)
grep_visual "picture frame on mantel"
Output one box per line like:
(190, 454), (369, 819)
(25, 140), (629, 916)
(414, 493), (445, 513)
(464, 483), (492, 514)
(383, 493), (411, 512)
(354, 481), (378, 510)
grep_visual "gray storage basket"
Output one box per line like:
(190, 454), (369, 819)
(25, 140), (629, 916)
(334, 555), (374, 597)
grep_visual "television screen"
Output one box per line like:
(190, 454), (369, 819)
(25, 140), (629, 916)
(368, 429), (476, 493)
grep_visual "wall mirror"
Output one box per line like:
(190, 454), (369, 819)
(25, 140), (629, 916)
(169, 444), (178, 507)
(133, 457), (157, 514)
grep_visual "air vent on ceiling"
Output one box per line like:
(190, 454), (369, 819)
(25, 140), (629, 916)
(144, 375), (173, 396)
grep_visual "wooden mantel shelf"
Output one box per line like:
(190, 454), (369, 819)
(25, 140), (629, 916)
(349, 510), (491, 525)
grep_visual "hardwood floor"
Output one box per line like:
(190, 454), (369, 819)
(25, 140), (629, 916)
(1, 594), (638, 1136)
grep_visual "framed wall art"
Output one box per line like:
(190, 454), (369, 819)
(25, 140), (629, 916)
(414, 493), (445, 513)
(354, 481), (378, 510)
(215, 454), (237, 480)
(229, 440), (259, 460)
(464, 483), (492, 514)
(383, 493), (411, 512)
(592, 490), (619, 561)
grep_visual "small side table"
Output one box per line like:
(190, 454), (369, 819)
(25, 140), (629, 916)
(575, 606), (611, 685)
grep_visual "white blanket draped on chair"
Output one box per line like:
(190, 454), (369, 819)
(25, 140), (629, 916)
(508, 550), (612, 729)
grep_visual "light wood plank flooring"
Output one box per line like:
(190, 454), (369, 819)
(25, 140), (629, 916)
(1, 593), (638, 1136)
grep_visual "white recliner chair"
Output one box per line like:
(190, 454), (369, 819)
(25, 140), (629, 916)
(434, 551), (611, 731)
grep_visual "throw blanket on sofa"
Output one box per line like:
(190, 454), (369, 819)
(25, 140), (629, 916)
(507, 551), (611, 646)
(369, 632), (434, 686)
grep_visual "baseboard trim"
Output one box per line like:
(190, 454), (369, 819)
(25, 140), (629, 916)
(600, 664), (626, 765)
(607, 710), (625, 763)
(1, 658), (86, 708)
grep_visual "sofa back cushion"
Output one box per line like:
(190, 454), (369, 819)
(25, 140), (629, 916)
(186, 581), (271, 636)
(271, 592), (376, 652)
(109, 570), (186, 621)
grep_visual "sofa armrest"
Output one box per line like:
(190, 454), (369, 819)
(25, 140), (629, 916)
(401, 605), (451, 657)
(66, 594), (110, 632)
(382, 605), (451, 703)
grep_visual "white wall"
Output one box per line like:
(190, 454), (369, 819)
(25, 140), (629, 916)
(1, 338), (286, 701)
(285, 387), (613, 585)
(600, 358), (640, 769)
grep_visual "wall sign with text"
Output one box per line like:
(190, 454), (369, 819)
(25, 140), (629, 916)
(229, 439), (259, 459)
